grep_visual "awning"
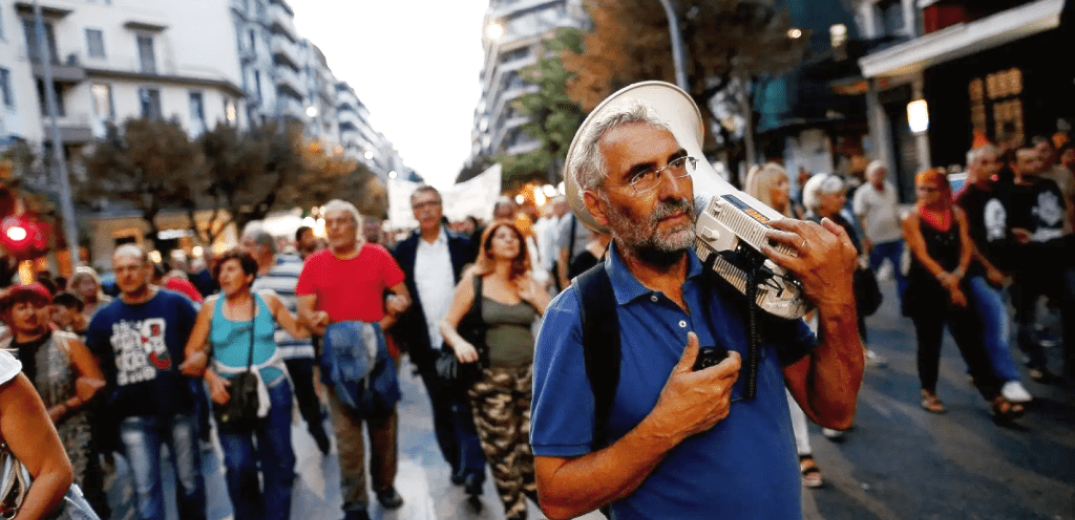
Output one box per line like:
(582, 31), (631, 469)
(859, 0), (1064, 78)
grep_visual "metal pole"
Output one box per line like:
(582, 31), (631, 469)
(32, 0), (81, 272)
(656, 0), (688, 91)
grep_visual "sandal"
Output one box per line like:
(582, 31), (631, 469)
(799, 455), (823, 488)
(921, 390), (946, 414)
(991, 396), (1025, 422)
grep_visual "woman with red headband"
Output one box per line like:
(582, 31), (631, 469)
(902, 169), (1023, 420)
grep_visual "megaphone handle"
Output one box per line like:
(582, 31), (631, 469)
(744, 268), (761, 400)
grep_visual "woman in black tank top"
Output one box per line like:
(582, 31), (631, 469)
(902, 169), (1023, 421)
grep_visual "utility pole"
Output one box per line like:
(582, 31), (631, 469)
(656, 0), (688, 91)
(33, 0), (81, 272)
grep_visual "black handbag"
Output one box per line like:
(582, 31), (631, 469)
(213, 298), (260, 433)
(854, 265), (883, 317)
(436, 276), (487, 392)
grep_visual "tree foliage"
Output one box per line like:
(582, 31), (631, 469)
(82, 117), (375, 248)
(564, 0), (808, 148)
(501, 28), (587, 186)
(80, 118), (202, 244)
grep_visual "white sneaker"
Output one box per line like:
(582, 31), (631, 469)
(822, 428), (844, 440)
(1001, 381), (1033, 403)
(865, 349), (888, 368)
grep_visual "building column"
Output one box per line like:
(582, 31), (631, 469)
(912, 76), (932, 173)
(865, 79), (894, 176)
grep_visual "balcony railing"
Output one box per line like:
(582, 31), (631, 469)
(275, 66), (304, 98)
(268, 3), (299, 42)
(271, 34), (302, 70)
(276, 95), (304, 119)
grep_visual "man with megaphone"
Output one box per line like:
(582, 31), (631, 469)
(530, 82), (865, 520)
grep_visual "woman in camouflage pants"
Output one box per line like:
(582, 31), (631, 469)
(442, 220), (551, 520)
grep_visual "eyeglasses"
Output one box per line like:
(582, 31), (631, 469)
(627, 156), (697, 194)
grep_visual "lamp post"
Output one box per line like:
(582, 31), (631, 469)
(656, 0), (688, 91)
(32, 0), (80, 272)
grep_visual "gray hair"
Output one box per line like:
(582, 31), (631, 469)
(113, 243), (148, 263)
(865, 160), (886, 179)
(243, 228), (276, 254)
(410, 185), (441, 206)
(802, 173), (844, 213)
(323, 199), (361, 226)
(966, 144), (999, 166)
(569, 102), (671, 192)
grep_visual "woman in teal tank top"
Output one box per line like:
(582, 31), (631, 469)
(441, 220), (551, 520)
(180, 250), (309, 520)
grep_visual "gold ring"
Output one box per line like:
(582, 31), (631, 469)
(800, 238), (806, 249)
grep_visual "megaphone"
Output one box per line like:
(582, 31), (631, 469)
(564, 81), (811, 320)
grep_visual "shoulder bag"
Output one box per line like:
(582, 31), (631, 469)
(435, 275), (487, 393)
(0, 442), (101, 520)
(212, 298), (261, 433)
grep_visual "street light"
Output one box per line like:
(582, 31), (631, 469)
(656, 0), (688, 90)
(486, 23), (504, 41)
(388, 170), (398, 179)
(305, 105), (318, 118)
(787, 28), (803, 39)
(907, 100), (930, 134)
(363, 150), (374, 160)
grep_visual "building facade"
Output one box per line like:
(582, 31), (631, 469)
(857, 0), (1072, 201)
(468, 0), (586, 165)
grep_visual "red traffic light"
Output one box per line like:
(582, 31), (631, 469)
(1, 216), (46, 260)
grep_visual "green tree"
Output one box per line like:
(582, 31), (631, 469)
(502, 28), (587, 186)
(81, 118), (202, 247)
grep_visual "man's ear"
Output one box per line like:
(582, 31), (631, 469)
(582, 189), (609, 228)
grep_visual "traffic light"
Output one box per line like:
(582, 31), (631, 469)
(0, 216), (46, 261)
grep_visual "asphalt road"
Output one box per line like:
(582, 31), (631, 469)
(104, 278), (1075, 520)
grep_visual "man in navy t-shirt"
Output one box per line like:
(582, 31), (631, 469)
(531, 98), (865, 520)
(86, 244), (205, 520)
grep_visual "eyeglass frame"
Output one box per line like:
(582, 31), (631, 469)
(624, 155), (697, 195)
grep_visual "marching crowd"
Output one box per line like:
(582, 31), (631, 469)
(0, 130), (1070, 520)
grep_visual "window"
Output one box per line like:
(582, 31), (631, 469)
(35, 80), (65, 116)
(139, 87), (161, 119)
(0, 5), (6, 41)
(189, 91), (206, 135)
(137, 35), (156, 73)
(253, 70), (262, 100)
(22, 18), (58, 64)
(86, 28), (105, 58)
(248, 30), (256, 52)
(91, 83), (113, 119)
(0, 68), (12, 107)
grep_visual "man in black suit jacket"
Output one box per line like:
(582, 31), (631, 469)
(392, 186), (487, 495)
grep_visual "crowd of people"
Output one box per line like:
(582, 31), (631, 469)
(0, 124), (1069, 520)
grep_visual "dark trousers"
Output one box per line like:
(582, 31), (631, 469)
(1012, 264), (1075, 375)
(912, 304), (1001, 399)
(416, 357), (486, 482)
(284, 358), (327, 434)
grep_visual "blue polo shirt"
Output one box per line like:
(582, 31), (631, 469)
(531, 245), (816, 520)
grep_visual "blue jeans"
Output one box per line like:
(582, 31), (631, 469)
(417, 362), (486, 482)
(869, 239), (907, 300)
(119, 413), (206, 520)
(967, 276), (1020, 382)
(218, 379), (296, 520)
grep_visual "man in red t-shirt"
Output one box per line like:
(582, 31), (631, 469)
(296, 200), (411, 520)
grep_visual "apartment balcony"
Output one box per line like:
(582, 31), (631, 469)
(275, 66), (304, 98)
(276, 95), (304, 120)
(45, 112), (93, 144)
(268, 3), (299, 42)
(271, 34), (302, 71)
(505, 137), (541, 156)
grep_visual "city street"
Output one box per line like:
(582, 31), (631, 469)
(105, 279), (1074, 520)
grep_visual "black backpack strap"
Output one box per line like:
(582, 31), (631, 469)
(572, 262), (620, 451)
(469, 275), (488, 367)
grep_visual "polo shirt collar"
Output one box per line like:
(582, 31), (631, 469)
(605, 240), (704, 306)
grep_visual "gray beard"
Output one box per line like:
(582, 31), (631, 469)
(605, 196), (696, 266)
